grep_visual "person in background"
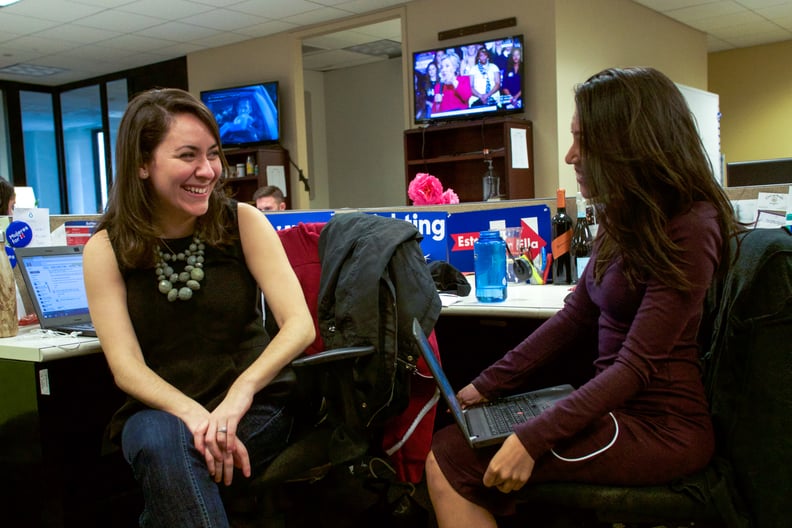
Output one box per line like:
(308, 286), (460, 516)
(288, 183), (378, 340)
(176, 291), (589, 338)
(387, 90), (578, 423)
(433, 53), (472, 114)
(83, 88), (314, 527)
(459, 44), (479, 76)
(219, 97), (258, 142)
(501, 46), (523, 110)
(470, 46), (501, 107)
(253, 185), (286, 211)
(0, 179), (15, 215)
(433, 49), (447, 75)
(488, 40), (510, 74)
(425, 67), (740, 527)
(420, 61), (440, 119)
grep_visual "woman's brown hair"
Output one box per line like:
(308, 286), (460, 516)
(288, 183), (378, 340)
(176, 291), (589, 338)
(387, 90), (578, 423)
(96, 88), (233, 270)
(574, 67), (739, 291)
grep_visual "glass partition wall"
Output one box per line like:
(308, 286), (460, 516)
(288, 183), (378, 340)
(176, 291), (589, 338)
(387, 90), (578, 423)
(0, 90), (10, 181)
(19, 90), (58, 211)
(2, 58), (186, 214)
(61, 85), (103, 214)
(8, 80), (128, 214)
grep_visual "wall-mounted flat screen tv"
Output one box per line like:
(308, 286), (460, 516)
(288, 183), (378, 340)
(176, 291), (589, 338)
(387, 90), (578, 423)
(412, 35), (524, 124)
(200, 81), (280, 149)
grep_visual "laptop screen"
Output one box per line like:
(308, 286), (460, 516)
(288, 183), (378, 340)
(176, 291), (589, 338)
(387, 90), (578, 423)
(18, 251), (90, 321)
(411, 318), (471, 435)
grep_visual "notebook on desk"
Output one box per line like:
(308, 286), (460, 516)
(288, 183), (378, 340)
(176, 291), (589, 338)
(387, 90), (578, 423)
(15, 245), (97, 337)
(412, 318), (573, 448)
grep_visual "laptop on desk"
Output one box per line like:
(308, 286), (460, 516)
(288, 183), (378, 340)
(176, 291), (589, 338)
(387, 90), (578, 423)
(15, 245), (97, 337)
(412, 318), (573, 448)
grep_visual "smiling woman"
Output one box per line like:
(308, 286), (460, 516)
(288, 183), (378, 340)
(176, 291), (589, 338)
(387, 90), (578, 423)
(81, 88), (315, 527)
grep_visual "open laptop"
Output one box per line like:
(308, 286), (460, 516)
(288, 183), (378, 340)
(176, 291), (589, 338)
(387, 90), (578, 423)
(412, 318), (573, 448)
(15, 245), (97, 337)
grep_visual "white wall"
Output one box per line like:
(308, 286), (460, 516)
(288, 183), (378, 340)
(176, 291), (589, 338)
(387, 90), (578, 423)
(324, 57), (405, 208)
(554, 0), (708, 192)
(187, 0), (709, 208)
(303, 70), (330, 209)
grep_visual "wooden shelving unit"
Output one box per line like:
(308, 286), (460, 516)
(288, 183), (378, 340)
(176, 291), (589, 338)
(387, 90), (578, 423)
(403, 117), (534, 203)
(222, 145), (291, 207)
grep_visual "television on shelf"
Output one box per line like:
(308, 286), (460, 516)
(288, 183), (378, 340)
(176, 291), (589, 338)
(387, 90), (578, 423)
(200, 81), (280, 149)
(412, 35), (524, 125)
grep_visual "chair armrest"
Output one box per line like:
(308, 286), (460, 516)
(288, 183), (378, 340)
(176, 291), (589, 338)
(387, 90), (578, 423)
(291, 345), (375, 367)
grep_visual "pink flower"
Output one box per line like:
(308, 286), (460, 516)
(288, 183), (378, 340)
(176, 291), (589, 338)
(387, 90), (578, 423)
(441, 188), (460, 205)
(408, 172), (458, 205)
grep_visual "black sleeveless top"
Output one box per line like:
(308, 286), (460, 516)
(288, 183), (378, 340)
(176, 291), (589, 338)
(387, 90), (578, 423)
(108, 201), (269, 441)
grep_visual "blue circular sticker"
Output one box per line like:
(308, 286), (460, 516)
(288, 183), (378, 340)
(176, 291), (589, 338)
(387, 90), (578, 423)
(5, 245), (15, 268)
(6, 220), (33, 248)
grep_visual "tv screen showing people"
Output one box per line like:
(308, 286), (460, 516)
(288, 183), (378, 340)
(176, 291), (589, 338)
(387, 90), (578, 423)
(412, 35), (524, 124)
(201, 81), (280, 148)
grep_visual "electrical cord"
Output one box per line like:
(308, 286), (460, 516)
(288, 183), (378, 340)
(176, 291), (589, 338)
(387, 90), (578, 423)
(550, 411), (619, 462)
(287, 155), (310, 193)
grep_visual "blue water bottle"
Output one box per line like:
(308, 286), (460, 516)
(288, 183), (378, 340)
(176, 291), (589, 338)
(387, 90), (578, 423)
(474, 230), (508, 302)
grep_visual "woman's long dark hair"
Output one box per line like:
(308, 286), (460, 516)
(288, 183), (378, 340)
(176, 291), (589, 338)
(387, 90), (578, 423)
(0, 179), (14, 215)
(575, 67), (739, 291)
(96, 88), (233, 270)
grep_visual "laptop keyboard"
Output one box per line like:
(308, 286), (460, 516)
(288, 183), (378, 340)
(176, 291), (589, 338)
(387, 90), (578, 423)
(60, 323), (96, 335)
(67, 323), (93, 330)
(482, 397), (550, 435)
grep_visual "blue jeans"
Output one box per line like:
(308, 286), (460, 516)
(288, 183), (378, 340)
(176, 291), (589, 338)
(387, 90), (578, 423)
(121, 399), (292, 528)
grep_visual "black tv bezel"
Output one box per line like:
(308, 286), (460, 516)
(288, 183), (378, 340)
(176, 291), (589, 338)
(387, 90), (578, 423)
(200, 80), (281, 150)
(411, 34), (525, 126)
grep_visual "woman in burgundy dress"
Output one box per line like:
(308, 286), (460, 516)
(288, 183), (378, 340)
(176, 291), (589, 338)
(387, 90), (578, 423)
(426, 67), (740, 527)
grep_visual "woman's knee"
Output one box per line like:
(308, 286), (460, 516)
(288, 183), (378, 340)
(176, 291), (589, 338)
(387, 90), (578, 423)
(425, 450), (444, 488)
(122, 410), (188, 463)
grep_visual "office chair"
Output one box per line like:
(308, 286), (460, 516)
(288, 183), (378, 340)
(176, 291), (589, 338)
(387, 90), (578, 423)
(509, 227), (792, 528)
(250, 214), (443, 525)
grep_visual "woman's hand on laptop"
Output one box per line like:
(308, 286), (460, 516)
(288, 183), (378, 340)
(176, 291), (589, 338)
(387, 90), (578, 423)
(457, 384), (488, 409)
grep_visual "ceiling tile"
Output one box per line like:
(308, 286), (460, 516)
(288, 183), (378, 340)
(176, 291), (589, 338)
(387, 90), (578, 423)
(0, 11), (61, 33)
(2, 0), (792, 85)
(283, 6), (352, 26)
(72, 9), (164, 32)
(116, 0), (216, 19)
(98, 34), (182, 53)
(0, 0), (103, 21)
(33, 24), (118, 45)
(230, 0), (319, 18)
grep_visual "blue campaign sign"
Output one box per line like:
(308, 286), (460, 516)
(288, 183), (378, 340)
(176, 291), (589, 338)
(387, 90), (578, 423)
(262, 210), (335, 231)
(366, 211), (449, 263)
(261, 210), (448, 263)
(5, 220), (33, 249)
(446, 205), (552, 273)
(6, 246), (16, 268)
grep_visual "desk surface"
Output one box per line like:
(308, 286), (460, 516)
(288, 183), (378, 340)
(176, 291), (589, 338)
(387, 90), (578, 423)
(0, 325), (101, 362)
(441, 277), (572, 318)
(0, 280), (570, 360)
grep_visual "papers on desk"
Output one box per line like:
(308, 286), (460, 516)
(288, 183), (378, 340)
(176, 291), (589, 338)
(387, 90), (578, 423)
(0, 327), (101, 362)
(439, 293), (463, 307)
(732, 188), (792, 228)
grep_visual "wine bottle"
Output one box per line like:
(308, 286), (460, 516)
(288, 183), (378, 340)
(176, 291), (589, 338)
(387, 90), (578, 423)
(551, 188), (574, 284)
(571, 193), (593, 282)
(586, 202), (599, 239)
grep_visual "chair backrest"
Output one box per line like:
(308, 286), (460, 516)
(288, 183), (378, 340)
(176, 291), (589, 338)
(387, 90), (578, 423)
(700, 227), (792, 528)
(272, 217), (442, 484)
(316, 212), (442, 428)
(275, 221), (325, 355)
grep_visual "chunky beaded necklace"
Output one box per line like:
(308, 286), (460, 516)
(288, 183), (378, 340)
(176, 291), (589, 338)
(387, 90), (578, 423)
(155, 235), (205, 302)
